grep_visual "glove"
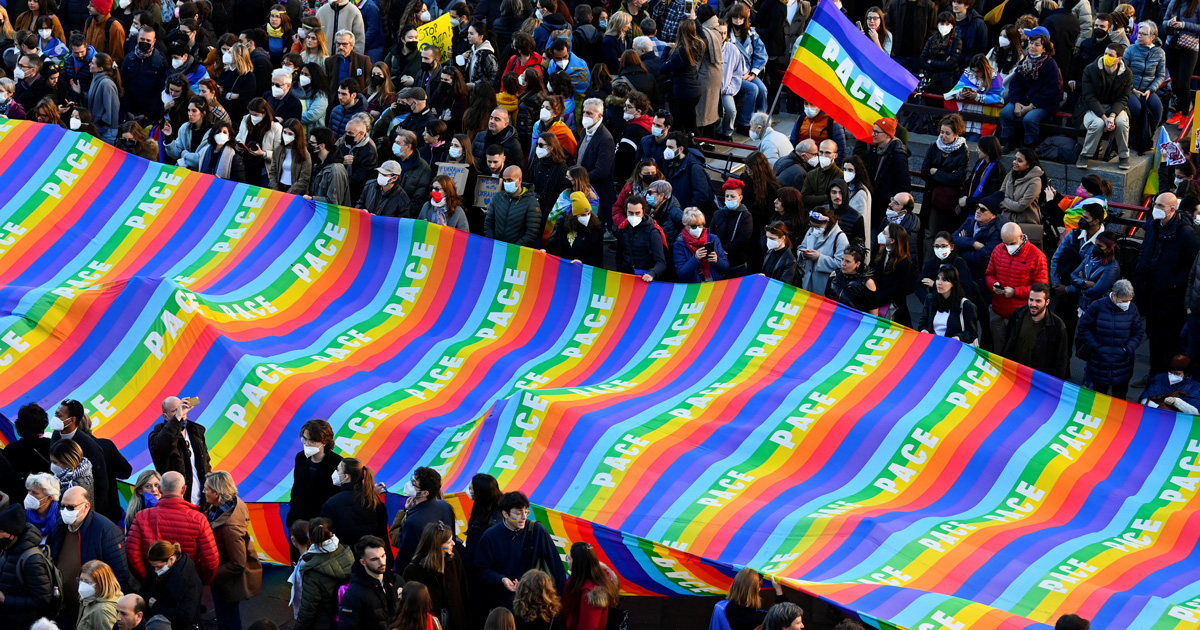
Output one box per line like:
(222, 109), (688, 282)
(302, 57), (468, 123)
(1172, 398), (1199, 414)
(400, 75), (414, 86)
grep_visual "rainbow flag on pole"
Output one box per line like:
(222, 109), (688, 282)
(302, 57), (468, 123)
(782, 0), (918, 141)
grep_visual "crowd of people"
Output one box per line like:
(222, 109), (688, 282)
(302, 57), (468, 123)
(0, 0), (1198, 394)
(0, 397), (634, 630)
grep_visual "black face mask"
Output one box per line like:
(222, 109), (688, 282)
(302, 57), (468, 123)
(370, 75), (383, 86)
(641, 173), (656, 184)
(394, 102), (412, 115)
(121, 139), (137, 149)
(405, 40), (418, 51)
(1093, 27), (1108, 40)
(420, 61), (434, 71)
(344, 132), (356, 144)
(137, 40), (151, 53)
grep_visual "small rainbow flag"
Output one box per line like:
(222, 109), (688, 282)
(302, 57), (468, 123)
(782, 0), (918, 142)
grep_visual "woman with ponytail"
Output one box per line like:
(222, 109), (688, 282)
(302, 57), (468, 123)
(294, 518), (355, 630)
(139, 540), (203, 629)
(320, 457), (393, 568)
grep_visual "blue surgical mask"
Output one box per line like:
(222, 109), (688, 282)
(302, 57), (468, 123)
(504, 181), (519, 193)
(144, 493), (159, 508)
(725, 199), (738, 210)
(651, 126), (663, 137)
(393, 142), (404, 156)
(646, 193), (657, 206)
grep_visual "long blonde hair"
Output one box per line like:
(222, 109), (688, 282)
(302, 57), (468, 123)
(125, 470), (161, 525)
(81, 560), (122, 600)
(231, 42), (254, 75)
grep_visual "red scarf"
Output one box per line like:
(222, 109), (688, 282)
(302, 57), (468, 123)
(682, 227), (711, 279)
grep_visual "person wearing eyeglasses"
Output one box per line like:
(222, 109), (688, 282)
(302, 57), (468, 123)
(473, 491), (566, 611)
(13, 53), (52, 113)
(49, 485), (132, 628)
(864, 118), (911, 240)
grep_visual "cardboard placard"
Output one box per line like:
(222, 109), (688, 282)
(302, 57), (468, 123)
(474, 176), (502, 208)
(436, 162), (469, 197)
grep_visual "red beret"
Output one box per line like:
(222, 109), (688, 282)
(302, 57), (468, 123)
(722, 178), (745, 191)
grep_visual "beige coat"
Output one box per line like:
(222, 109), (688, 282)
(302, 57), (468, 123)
(269, 147), (314, 194)
(696, 22), (725, 127)
(1000, 165), (1044, 226)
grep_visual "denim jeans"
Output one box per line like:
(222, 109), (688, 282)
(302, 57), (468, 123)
(999, 103), (1051, 146)
(1127, 90), (1162, 151)
(99, 125), (118, 146)
(718, 93), (737, 136)
(736, 76), (768, 126)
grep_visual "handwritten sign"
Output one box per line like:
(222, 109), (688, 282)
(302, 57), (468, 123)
(1162, 140), (1187, 166)
(474, 175), (502, 208)
(418, 14), (454, 65)
(436, 162), (469, 197)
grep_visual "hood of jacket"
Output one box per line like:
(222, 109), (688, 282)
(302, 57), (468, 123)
(302, 544), (354, 577)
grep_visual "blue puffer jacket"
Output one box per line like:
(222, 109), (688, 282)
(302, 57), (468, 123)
(1069, 255), (1120, 313)
(1123, 41), (1168, 91)
(1142, 373), (1200, 407)
(49, 510), (131, 591)
(673, 232), (730, 282)
(328, 95), (367, 137)
(1077, 296), (1145, 386)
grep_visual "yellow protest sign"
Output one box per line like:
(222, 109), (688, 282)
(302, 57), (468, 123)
(418, 14), (454, 65)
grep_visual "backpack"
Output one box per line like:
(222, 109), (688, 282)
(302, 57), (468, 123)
(16, 544), (64, 619)
(1034, 136), (1080, 164)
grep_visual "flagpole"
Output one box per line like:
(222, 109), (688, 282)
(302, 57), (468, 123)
(767, 80), (787, 122)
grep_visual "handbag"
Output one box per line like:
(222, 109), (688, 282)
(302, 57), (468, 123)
(958, 298), (980, 347)
(1176, 31), (1200, 51)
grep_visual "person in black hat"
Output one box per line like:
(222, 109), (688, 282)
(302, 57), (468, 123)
(0, 505), (59, 627)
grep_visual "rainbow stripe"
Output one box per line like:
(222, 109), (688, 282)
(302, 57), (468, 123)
(2, 120), (1199, 630)
(782, 0), (918, 142)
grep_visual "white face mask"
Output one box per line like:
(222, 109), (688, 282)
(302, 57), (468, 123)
(886, 209), (901, 220)
(214, 132), (230, 145)
(331, 470), (343, 485)
(299, 75), (312, 87)
(766, 237), (781, 250)
(578, 214), (591, 226)
(1006, 243), (1020, 255)
(282, 132), (295, 145)
(582, 115), (597, 129)
(51, 463), (65, 475)
(535, 146), (549, 159)
(172, 58), (185, 69)
(843, 171), (855, 183)
(938, 24), (952, 36)
(749, 130), (761, 142)
(60, 507), (80, 525)
(272, 85), (285, 98)
(450, 17), (461, 28)
(161, 90), (174, 105)
(999, 35), (1011, 47)
(806, 156), (819, 167)
(623, 111), (636, 121)
(377, 173), (392, 186)
(419, 10), (431, 21)
(687, 226), (703, 238)
(303, 444), (320, 458)
(250, 114), (263, 125)
(79, 582), (96, 600)
(69, 118), (81, 130)
(222, 52), (234, 65)
(876, 232), (888, 246)
(518, 74), (526, 86)
(13, 68), (24, 80)
(38, 29), (51, 40)
(627, 215), (643, 227)
(663, 148), (676, 161)
(118, 0), (131, 7)
(540, 107), (553, 122)
(1153, 208), (1168, 220)
(818, 156), (832, 168)
(1112, 294), (1130, 310)
(449, 146), (462, 158)
(155, 564), (171, 577)
(23, 494), (41, 510)
(1169, 373), (1185, 385)
(804, 106), (819, 118)
(403, 480), (417, 496)
(49, 416), (65, 432)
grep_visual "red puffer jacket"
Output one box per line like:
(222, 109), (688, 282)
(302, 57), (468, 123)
(126, 496), (219, 585)
(985, 236), (1049, 318)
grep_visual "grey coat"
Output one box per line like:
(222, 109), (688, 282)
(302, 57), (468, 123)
(696, 23), (724, 127)
(86, 72), (120, 133)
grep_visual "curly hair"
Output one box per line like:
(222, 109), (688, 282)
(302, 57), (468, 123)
(513, 569), (560, 623)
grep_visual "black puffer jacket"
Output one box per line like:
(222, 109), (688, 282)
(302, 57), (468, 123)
(338, 561), (398, 630)
(0, 524), (57, 628)
(615, 219), (667, 279)
(139, 551), (203, 629)
(319, 486), (393, 568)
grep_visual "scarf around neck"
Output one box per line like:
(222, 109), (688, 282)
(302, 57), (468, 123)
(682, 227), (711, 278)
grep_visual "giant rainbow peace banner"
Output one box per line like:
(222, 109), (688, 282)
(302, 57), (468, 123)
(0, 120), (1198, 630)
